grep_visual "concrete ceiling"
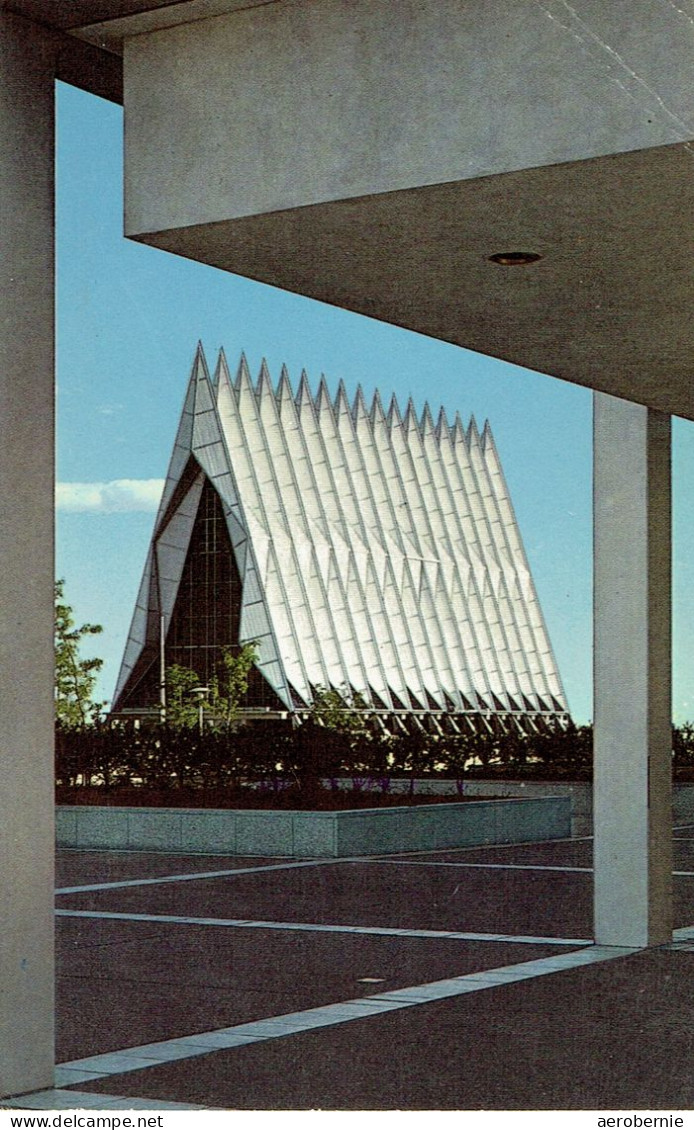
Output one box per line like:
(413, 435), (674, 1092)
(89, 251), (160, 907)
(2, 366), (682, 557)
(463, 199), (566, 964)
(134, 140), (694, 420)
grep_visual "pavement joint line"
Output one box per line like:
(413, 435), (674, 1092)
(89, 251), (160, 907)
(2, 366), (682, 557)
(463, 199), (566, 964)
(365, 860), (694, 877)
(54, 908), (591, 946)
(368, 859), (592, 873)
(57, 943), (636, 1086)
(365, 835), (593, 860)
(54, 841), (598, 895)
(54, 856), (694, 896)
(54, 856), (362, 895)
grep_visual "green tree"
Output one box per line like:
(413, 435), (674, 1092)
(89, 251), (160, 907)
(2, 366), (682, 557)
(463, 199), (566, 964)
(164, 663), (201, 729)
(309, 684), (370, 736)
(208, 642), (258, 731)
(304, 685), (377, 789)
(164, 643), (258, 731)
(55, 579), (104, 726)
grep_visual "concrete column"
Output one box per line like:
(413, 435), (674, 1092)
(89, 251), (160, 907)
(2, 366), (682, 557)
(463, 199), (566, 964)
(0, 13), (56, 1097)
(593, 392), (672, 947)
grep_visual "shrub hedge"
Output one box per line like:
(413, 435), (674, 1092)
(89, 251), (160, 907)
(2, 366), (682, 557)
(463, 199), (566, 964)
(55, 718), (694, 792)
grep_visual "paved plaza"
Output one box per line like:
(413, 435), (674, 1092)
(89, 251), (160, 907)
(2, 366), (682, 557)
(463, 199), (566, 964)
(5, 828), (694, 1111)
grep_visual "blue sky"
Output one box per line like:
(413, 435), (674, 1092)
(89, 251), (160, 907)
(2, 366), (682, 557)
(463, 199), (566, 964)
(56, 81), (694, 724)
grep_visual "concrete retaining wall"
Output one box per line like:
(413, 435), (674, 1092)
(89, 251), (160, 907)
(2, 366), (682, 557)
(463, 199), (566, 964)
(457, 781), (694, 836)
(462, 781), (592, 837)
(674, 784), (694, 822)
(327, 778), (591, 835)
(56, 795), (571, 858)
(327, 780), (694, 837)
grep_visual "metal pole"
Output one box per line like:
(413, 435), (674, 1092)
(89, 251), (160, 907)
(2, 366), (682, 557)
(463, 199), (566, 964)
(159, 612), (166, 723)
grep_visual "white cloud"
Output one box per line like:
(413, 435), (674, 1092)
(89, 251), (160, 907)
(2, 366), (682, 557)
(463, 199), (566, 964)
(56, 478), (164, 513)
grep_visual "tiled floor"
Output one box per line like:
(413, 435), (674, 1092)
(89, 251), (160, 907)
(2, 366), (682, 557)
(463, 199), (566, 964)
(55, 857), (597, 937)
(4, 829), (694, 1110)
(71, 947), (693, 1111)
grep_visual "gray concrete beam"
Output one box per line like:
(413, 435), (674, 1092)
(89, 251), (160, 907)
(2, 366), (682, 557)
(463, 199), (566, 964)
(123, 0), (692, 234)
(120, 2), (694, 421)
(593, 393), (672, 948)
(0, 11), (56, 1098)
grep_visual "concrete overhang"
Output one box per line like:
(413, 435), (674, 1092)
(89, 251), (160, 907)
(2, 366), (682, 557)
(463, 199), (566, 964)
(119, 0), (694, 420)
(9, 0), (693, 418)
(130, 142), (694, 419)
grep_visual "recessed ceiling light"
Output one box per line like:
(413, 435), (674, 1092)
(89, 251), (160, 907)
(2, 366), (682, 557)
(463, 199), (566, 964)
(488, 251), (543, 266)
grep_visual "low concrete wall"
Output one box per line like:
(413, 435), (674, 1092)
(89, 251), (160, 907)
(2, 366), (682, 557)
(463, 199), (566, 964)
(377, 781), (694, 837)
(674, 784), (694, 823)
(56, 796), (571, 858)
(465, 781), (694, 836)
(327, 778), (591, 836)
(462, 781), (591, 837)
(326, 781), (694, 837)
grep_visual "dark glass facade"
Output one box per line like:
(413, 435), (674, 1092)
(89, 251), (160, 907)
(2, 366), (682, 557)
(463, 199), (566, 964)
(166, 477), (240, 682)
(118, 476), (284, 712)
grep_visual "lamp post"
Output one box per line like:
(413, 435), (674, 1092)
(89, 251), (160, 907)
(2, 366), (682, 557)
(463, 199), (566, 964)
(159, 613), (166, 723)
(191, 686), (210, 733)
